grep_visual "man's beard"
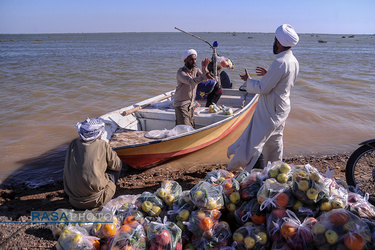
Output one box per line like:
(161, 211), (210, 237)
(186, 61), (196, 69)
(273, 40), (278, 54)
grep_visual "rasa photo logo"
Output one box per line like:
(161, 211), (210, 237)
(31, 210), (113, 223)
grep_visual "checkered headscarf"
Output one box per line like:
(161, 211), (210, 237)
(76, 118), (105, 141)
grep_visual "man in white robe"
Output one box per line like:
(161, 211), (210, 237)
(227, 24), (299, 172)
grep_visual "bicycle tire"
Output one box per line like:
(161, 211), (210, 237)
(345, 144), (375, 198)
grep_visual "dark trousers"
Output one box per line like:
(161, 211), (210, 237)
(106, 169), (121, 184)
(254, 153), (265, 169)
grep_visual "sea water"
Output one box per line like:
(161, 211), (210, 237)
(1, 32), (374, 187)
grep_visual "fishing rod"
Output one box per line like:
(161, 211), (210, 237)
(175, 27), (218, 78)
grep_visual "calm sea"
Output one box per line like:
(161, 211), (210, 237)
(1, 32), (374, 187)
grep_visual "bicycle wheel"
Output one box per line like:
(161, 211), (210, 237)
(345, 144), (375, 201)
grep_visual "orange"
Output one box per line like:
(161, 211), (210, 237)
(329, 209), (349, 226)
(210, 209), (221, 220)
(102, 223), (117, 238)
(344, 232), (365, 250)
(121, 224), (132, 233)
(274, 192), (289, 207)
(200, 217), (214, 231)
(280, 222), (296, 239)
(88, 238), (100, 250)
(123, 215), (135, 225)
(122, 246), (134, 250)
(252, 212), (266, 225)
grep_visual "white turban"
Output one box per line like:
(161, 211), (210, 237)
(275, 24), (299, 47)
(181, 49), (197, 62)
(76, 117), (105, 141)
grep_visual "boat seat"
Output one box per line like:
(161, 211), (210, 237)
(135, 106), (241, 131)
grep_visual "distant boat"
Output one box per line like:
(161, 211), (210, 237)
(318, 39), (327, 43)
(100, 89), (258, 169)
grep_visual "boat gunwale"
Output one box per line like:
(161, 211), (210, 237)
(111, 92), (258, 150)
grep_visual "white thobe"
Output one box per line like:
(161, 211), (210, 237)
(227, 50), (299, 172)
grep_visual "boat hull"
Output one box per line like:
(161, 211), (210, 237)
(113, 94), (258, 169)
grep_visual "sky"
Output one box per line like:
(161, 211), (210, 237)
(0, 0), (374, 35)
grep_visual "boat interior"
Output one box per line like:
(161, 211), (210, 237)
(105, 89), (255, 147)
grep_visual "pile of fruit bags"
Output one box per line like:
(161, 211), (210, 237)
(49, 162), (375, 249)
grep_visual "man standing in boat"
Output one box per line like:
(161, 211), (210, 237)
(227, 24), (299, 172)
(174, 49), (214, 128)
(63, 118), (122, 210)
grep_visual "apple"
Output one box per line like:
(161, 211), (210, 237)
(229, 192), (241, 204)
(257, 232), (267, 244)
(176, 220), (185, 230)
(157, 188), (167, 199)
(177, 209), (190, 221)
(155, 229), (171, 246)
(233, 232), (244, 244)
(218, 176), (226, 184)
(227, 203), (236, 212)
(164, 194), (175, 205)
(312, 222), (326, 234)
(277, 173), (288, 183)
(196, 211), (206, 220)
(325, 229), (338, 244)
(297, 180), (310, 191)
(293, 200), (304, 211)
(175, 242), (182, 250)
(306, 188), (319, 200)
(331, 199), (344, 209)
(272, 207), (286, 219)
(268, 168), (279, 178)
(184, 195), (191, 203)
(320, 201), (332, 212)
(194, 191), (204, 200)
(240, 189), (253, 200)
(184, 243), (195, 250)
(206, 198), (217, 209)
(244, 236), (255, 248)
(142, 201), (153, 213)
(279, 163), (291, 173)
(151, 205), (162, 217)
(310, 172), (322, 182)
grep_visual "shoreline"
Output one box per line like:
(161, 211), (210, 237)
(0, 153), (349, 248)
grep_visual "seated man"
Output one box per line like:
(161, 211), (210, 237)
(63, 118), (122, 210)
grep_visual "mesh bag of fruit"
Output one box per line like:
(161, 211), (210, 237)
(107, 223), (147, 250)
(187, 209), (222, 238)
(48, 208), (75, 238)
(231, 223), (269, 249)
(204, 169), (235, 185)
(191, 220), (232, 249)
(278, 210), (317, 249)
(189, 181), (224, 209)
(239, 170), (264, 201)
(234, 198), (266, 226)
(257, 178), (294, 212)
(347, 192), (375, 220)
(312, 208), (372, 249)
(135, 191), (165, 218)
(91, 214), (121, 239)
(266, 161), (293, 184)
(56, 225), (100, 250)
(146, 217), (182, 250)
(155, 180), (183, 207)
(319, 176), (348, 211)
(292, 164), (326, 205)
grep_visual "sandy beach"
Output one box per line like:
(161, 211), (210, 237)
(0, 153), (349, 249)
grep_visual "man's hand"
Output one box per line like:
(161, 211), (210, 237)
(202, 57), (210, 67)
(256, 66), (267, 76)
(206, 72), (215, 80)
(240, 69), (250, 81)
